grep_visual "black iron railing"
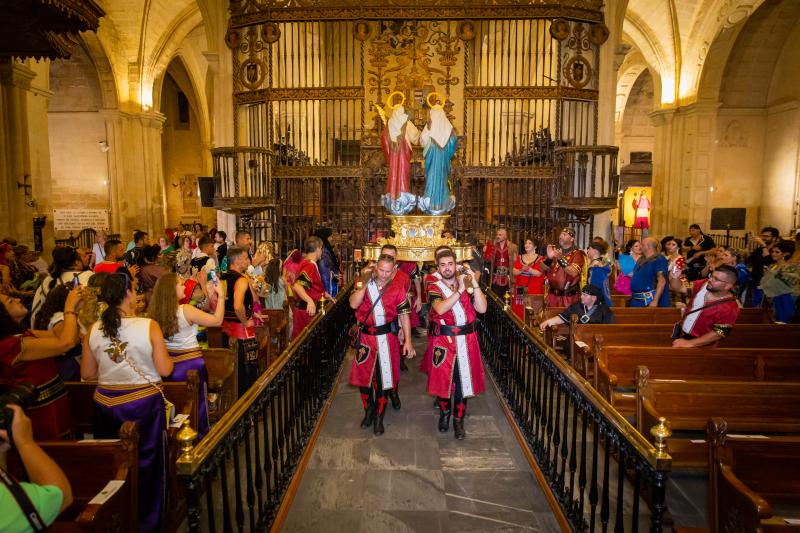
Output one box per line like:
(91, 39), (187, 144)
(479, 290), (671, 532)
(176, 284), (354, 531)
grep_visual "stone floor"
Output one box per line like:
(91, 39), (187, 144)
(282, 335), (561, 532)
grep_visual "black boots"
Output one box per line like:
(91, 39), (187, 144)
(374, 397), (387, 435)
(391, 389), (401, 410)
(360, 390), (375, 429)
(453, 417), (466, 439)
(453, 402), (466, 439)
(360, 403), (376, 429)
(438, 399), (451, 433)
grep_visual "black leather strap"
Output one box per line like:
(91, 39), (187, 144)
(0, 466), (48, 532)
(429, 321), (477, 337)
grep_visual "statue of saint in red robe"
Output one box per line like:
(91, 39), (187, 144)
(381, 105), (419, 215)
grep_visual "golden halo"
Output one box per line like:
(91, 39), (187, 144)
(386, 91), (405, 111)
(426, 92), (444, 110)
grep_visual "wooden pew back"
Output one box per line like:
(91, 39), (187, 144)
(202, 348), (237, 421)
(546, 306), (771, 324)
(707, 418), (800, 532)
(66, 371), (200, 435)
(596, 346), (800, 409)
(636, 370), (800, 436)
(6, 422), (139, 532)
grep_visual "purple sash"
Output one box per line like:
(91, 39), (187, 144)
(166, 348), (210, 438)
(94, 385), (167, 533)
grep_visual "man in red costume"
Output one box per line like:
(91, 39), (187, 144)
(541, 227), (587, 307)
(483, 227), (518, 296)
(349, 254), (416, 435)
(291, 236), (328, 340)
(381, 101), (420, 215)
(670, 264), (740, 347)
(427, 249), (487, 440)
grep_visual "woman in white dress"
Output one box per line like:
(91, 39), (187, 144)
(81, 273), (173, 532)
(147, 272), (225, 438)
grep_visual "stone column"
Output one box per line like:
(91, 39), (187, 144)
(0, 62), (37, 245)
(102, 109), (167, 239)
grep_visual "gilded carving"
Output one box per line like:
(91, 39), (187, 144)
(262, 22), (281, 44)
(588, 23), (609, 45)
(457, 20), (476, 41)
(353, 20), (371, 41)
(563, 55), (592, 89)
(234, 86), (365, 104)
(240, 57), (266, 91)
(464, 86), (598, 101)
(550, 18), (570, 40)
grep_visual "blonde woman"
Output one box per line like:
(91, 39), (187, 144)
(147, 272), (225, 438)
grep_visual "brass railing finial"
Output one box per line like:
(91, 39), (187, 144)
(177, 419), (198, 461)
(650, 417), (672, 459)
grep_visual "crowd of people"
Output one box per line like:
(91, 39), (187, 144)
(1, 220), (799, 530)
(482, 224), (800, 328)
(0, 223), (343, 531)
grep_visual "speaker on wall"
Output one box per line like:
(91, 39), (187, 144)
(710, 208), (746, 231)
(198, 177), (215, 207)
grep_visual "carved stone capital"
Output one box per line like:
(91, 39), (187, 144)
(0, 62), (37, 90)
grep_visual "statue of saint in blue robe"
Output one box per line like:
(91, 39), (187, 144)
(419, 108), (457, 215)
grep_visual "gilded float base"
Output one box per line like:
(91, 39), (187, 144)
(363, 215), (473, 264)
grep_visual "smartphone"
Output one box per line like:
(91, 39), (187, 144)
(73, 273), (80, 288)
(208, 270), (218, 285)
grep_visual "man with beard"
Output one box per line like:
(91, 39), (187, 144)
(669, 264), (740, 347)
(541, 228), (586, 307)
(348, 254), (416, 435)
(427, 249), (486, 440)
(483, 227), (518, 296)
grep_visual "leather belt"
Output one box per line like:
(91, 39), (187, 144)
(549, 287), (579, 296)
(359, 321), (395, 336)
(429, 321), (477, 336)
(631, 290), (655, 301)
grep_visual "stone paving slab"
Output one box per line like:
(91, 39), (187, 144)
(282, 336), (557, 532)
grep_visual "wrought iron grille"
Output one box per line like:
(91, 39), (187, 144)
(177, 284), (355, 532)
(479, 290), (671, 532)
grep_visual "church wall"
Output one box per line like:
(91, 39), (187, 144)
(47, 113), (110, 213)
(160, 73), (206, 228)
(762, 102), (799, 232)
(711, 109), (766, 229)
(619, 70), (655, 166)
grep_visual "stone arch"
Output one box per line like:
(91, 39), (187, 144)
(76, 32), (118, 109)
(718, 0), (800, 108)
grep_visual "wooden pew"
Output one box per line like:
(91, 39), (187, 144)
(202, 347), (237, 422)
(610, 293), (629, 307)
(595, 346), (800, 415)
(65, 371), (200, 435)
(569, 323), (800, 378)
(707, 418), (800, 532)
(635, 368), (800, 469)
(544, 306), (771, 325)
(6, 422), (139, 532)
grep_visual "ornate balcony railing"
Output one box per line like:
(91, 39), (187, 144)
(479, 290), (671, 532)
(554, 146), (619, 219)
(176, 283), (355, 531)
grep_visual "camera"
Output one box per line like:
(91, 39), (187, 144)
(0, 383), (36, 431)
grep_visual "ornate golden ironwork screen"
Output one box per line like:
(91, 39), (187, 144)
(217, 0), (613, 250)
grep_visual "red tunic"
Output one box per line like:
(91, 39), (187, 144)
(291, 259), (326, 340)
(348, 277), (410, 389)
(545, 248), (587, 307)
(682, 280), (741, 339)
(419, 272), (441, 374)
(425, 279), (486, 399)
(483, 241), (512, 288)
(512, 254), (545, 320)
(0, 332), (71, 439)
